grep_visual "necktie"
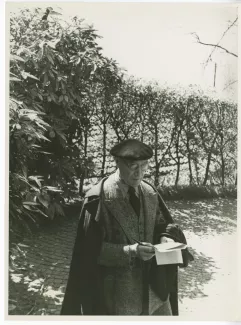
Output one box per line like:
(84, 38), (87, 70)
(128, 186), (140, 217)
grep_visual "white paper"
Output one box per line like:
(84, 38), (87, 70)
(154, 242), (186, 265)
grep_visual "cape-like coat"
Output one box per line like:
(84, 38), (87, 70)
(61, 176), (192, 315)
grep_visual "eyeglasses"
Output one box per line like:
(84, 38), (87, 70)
(121, 159), (149, 171)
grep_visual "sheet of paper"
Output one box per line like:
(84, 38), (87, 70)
(154, 242), (186, 265)
(155, 249), (183, 265)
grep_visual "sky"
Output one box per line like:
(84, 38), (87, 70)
(7, 2), (238, 101)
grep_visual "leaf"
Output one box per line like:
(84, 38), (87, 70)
(37, 151), (52, 155)
(28, 176), (43, 188)
(56, 130), (66, 141)
(21, 72), (39, 81)
(17, 243), (30, 248)
(42, 186), (63, 192)
(47, 39), (61, 49)
(23, 201), (40, 206)
(10, 77), (21, 82)
(16, 47), (34, 56)
(10, 274), (23, 284)
(10, 54), (25, 62)
(36, 208), (49, 218)
(34, 131), (50, 142)
(36, 122), (47, 131)
(37, 47), (44, 60)
(30, 144), (41, 149)
(23, 205), (35, 211)
(37, 193), (50, 208)
(46, 53), (54, 65)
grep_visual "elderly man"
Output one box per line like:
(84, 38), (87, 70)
(61, 139), (192, 316)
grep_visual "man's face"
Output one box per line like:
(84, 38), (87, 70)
(116, 158), (149, 187)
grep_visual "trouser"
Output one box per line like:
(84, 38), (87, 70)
(140, 298), (172, 316)
(150, 299), (173, 316)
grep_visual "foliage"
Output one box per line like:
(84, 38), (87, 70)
(9, 7), (237, 237)
(9, 7), (122, 236)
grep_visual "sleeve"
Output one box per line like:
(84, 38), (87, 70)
(97, 242), (136, 267)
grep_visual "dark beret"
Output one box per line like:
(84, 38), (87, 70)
(110, 139), (153, 160)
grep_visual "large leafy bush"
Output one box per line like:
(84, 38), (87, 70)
(9, 7), (122, 237)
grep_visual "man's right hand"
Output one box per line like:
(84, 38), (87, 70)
(125, 242), (155, 261)
(136, 242), (155, 261)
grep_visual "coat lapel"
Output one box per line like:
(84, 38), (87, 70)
(103, 174), (139, 244)
(140, 182), (158, 243)
(104, 197), (139, 244)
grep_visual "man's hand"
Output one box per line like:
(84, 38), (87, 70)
(136, 242), (155, 261)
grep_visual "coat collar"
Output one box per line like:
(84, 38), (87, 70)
(85, 177), (108, 198)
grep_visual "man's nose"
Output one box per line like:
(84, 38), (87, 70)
(134, 166), (143, 177)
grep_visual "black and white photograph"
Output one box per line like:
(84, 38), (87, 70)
(6, 1), (239, 321)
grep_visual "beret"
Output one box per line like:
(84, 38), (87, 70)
(110, 139), (153, 160)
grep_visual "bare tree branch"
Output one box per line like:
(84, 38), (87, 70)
(191, 32), (238, 59)
(191, 16), (238, 69)
(223, 79), (238, 91)
(204, 17), (238, 66)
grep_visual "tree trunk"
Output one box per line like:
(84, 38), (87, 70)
(154, 124), (159, 187)
(175, 157), (180, 186)
(101, 120), (107, 178)
(193, 157), (200, 185)
(203, 151), (212, 185)
(84, 129), (88, 157)
(78, 173), (85, 196)
(175, 127), (181, 187)
(79, 130), (88, 195)
(186, 138), (193, 184)
(221, 151), (225, 186)
(220, 133), (225, 186)
(203, 135), (218, 186)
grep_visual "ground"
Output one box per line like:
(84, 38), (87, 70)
(8, 198), (238, 320)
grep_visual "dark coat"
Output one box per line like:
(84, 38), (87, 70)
(61, 177), (192, 315)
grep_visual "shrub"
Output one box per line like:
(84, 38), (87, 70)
(158, 184), (237, 201)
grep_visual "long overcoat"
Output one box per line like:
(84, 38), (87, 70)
(61, 175), (190, 315)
